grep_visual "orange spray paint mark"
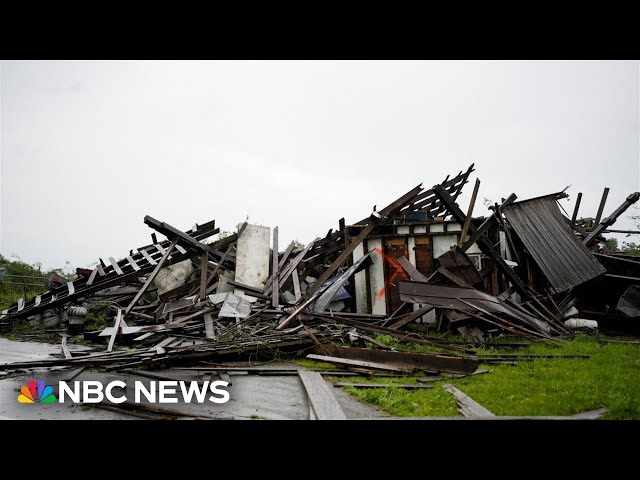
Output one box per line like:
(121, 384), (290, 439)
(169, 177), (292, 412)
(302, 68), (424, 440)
(372, 247), (409, 299)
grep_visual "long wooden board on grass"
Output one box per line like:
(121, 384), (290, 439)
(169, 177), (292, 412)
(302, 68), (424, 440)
(298, 370), (347, 420)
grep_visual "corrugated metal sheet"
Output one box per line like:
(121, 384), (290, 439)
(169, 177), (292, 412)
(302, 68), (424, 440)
(398, 282), (551, 334)
(503, 196), (606, 292)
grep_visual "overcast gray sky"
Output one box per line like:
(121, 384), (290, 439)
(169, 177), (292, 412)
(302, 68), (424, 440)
(1, 60), (638, 271)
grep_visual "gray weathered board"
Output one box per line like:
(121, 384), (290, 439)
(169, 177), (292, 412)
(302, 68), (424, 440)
(306, 354), (413, 373)
(298, 370), (347, 420)
(442, 384), (495, 417)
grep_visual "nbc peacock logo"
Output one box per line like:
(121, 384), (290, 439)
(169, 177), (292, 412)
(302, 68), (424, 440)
(18, 380), (57, 404)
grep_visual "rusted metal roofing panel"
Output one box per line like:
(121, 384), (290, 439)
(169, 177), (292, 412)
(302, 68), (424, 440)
(503, 196), (606, 292)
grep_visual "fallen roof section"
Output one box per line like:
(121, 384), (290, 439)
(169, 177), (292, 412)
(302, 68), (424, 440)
(503, 195), (606, 292)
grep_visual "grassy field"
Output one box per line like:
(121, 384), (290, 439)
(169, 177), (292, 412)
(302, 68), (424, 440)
(324, 334), (640, 419)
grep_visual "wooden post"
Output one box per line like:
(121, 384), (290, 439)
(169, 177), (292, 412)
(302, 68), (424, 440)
(292, 269), (302, 302)
(571, 192), (582, 225)
(199, 254), (209, 301)
(272, 227), (279, 307)
(594, 187), (610, 227)
(459, 178), (480, 247)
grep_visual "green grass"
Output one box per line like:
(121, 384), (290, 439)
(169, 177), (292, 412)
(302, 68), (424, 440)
(295, 358), (338, 370)
(329, 334), (640, 419)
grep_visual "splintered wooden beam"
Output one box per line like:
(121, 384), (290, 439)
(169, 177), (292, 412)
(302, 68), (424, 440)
(272, 226), (279, 307)
(123, 239), (178, 317)
(298, 370), (347, 420)
(459, 178), (481, 247)
(442, 384), (495, 417)
(304, 184), (424, 300)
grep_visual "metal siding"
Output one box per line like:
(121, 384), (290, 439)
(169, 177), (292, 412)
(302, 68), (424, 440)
(503, 197), (606, 292)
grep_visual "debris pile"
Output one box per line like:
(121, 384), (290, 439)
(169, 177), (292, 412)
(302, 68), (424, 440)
(1, 164), (639, 377)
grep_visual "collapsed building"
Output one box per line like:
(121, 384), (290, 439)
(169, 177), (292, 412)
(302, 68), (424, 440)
(1, 164), (639, 378)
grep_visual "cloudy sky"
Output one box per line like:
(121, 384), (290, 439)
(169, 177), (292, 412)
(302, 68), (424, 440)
(1, 60), (638, 270)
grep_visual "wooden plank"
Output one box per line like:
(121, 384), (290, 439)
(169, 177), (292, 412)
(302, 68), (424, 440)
(148, 336), (176, 351)
(292, 269), (302, 302)
(139, 248), (158, 266)
(86, 268), (98, 286)
(133, 332), (154, 342)
(203, 313), (215, 340)
(107, 309), (122, 353)
(442, 384), (495, 417)
(306, 354), (412, 373)
(109, 257), (124, 275)
(278, 241), (296, 270)
(437, 266), (472, 288)
(298, 370), (347, 420)
(571, 408), (608, 419)
(199, 254), (209, 301)
(388, 305), (434, 330)
(335, 383), (433, 390)
(272, 226), (279, 307)
(61, 334), (72, 359)
(571, 192), (582, 225)
(397, 256), (428, 282)
(276, 287), (325, 330)
(309, 343), (479, 374)
(459, 178), (481, 246)
(144, 215), (220, 256)
(123, 239), (178, 317)
(126, 256), (141, 271)
(175, 244), (187, 254)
